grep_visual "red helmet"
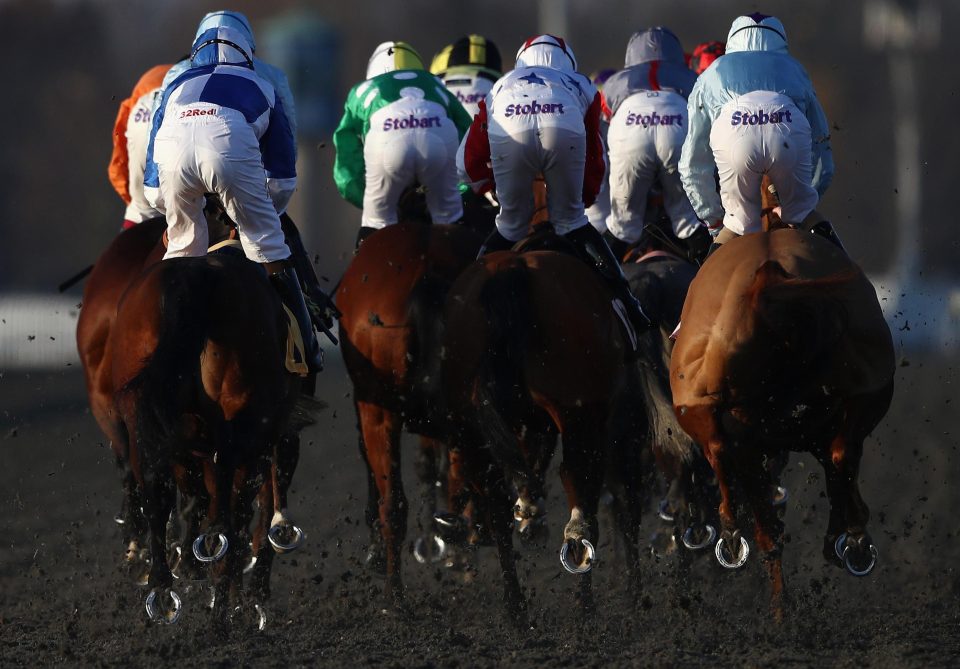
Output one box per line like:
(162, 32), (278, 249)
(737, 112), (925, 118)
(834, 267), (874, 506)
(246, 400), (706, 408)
(689, 40), (725, 75)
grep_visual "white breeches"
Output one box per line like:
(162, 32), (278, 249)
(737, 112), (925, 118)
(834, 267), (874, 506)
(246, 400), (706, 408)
(154, 120), (289, 263)
(361, 116), (463, 228)
(606, 91), (699, 244)
(710, 90), (818, 235)
(489, 126), (589, 241)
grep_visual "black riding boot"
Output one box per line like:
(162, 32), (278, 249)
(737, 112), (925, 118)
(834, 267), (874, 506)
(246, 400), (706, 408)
(809, 220), (847, 254)
(477, 229), (515, 258)
(267, 263), (324, 374)
(280, 214), (340, 338)
(564, 224), (653, 334)
(355, 226), (379, 249)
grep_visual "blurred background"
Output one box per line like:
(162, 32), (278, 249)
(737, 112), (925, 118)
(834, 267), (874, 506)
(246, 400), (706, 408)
(0, 0), (957, 366)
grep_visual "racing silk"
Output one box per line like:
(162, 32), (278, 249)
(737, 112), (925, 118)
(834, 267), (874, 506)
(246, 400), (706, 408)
(144, 61), (297, 213)
(108, 64), (171, 205)
(459, 65), (605, 204)
(602, 28), (698, 117)
(680, 15), (834, 223)
(160, 56), (297, 143)
(436, 66), (497, 117)
(124, 88), (164, 222)
(332, 69), (473, 208)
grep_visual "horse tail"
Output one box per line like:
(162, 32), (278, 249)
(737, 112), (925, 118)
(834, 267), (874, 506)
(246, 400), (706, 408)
(121, 261), (214, 454)
(407, 270), (450, 408)
(747, 260), (853, 370)
(636, 331), (696, 463)
(474, 259), (535, 484)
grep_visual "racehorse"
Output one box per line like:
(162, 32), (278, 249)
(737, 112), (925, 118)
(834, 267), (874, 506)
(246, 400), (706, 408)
(109, 245), (310, 626)
(442, 242), (632, 617)
(670, 229), (895, 619)
(335, 205), (490, 606)
(619, 222), (720, 565)
(77, 217), (166, 565)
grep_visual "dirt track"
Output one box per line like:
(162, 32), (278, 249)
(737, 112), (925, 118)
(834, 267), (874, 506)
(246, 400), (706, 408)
(2, 352), (959, 667)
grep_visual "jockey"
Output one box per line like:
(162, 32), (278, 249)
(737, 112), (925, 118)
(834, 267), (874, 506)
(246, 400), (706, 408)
(458, 34), (652, 333)
(143, 26), (324, 373)
(109, 64), (173, 229)
(680, 14), (840, 253)
(334, 41), (473, 245)
(601, 27), (711, 263)
(159, 11), (337, 331)
(430, 35), (503, 117)
(689, 40), (726, 76)
(585, 68), (615, 234)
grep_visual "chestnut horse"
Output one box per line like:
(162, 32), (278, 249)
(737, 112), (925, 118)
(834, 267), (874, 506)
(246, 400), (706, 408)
(110, 249), (308, 625)
(336, 217), (488, 606)
(670, 229), (895, 619)
(442, 245), (632, 617)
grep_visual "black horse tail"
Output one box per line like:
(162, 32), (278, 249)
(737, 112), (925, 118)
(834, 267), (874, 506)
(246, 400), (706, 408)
(407, 270), (451, 414)
(749, 260), (851, 373)
(121, 260), (215, 458)
(636, 329), (697, 464)
(474, 259), (535, 487)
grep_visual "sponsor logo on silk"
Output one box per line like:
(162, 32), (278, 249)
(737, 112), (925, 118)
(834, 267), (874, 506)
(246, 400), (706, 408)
(731, 109), (793, 126)
(456, 91), (485, 104)
(625, 111), (682, 128)
(503, 100), (565, 118)
(383, 115), (442, 130)
(180, 108), (218, 119)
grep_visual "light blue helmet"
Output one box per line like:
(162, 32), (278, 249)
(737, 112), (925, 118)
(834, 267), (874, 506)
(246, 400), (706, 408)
(191, 26), (254, 68)
(195, 10), (256, 53)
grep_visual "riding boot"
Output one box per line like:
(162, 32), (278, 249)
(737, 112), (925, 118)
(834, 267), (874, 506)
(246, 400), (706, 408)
(602, 230), (630, 262)
(266, 262), (324, 374)
(809, 220), (847, 254)
(280, 214), (339, 333)
(355, 226), (379, 249)
(477, 228), (516, 258)
(564, 224), (653, 334)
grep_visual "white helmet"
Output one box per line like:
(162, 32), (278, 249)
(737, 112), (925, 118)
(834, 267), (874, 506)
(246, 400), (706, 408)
(366, 41), (425, 79)
(515, 34), (577, 72)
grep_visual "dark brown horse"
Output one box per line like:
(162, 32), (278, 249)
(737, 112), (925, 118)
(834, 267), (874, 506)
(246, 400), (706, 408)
(109, 247), (309, 626)
(670, 228), (895, 619)
(442, 245), (632, 617)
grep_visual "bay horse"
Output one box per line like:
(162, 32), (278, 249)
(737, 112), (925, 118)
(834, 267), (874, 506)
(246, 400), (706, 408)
(670, 228), (895, 619)
(442, 243), (632, 617)
(619, 224), (720, 563)
(109, 247), (311, 626)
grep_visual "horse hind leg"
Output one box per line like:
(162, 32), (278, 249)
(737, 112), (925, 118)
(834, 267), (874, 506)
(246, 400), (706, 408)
(702, 438), (751, 572)
(819, 433), (877, 577)
(357, 401), (407, 609)
(266, 433), (305, 555)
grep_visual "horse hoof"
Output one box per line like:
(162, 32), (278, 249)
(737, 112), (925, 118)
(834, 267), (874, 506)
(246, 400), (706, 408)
(657, 498), (675, 523)
(145, 589), (182, 624)
(243, 555), (258, 574)
(714, 534), (750, 569)
(268, 523), (305, 554)
(193, 533), (229, 563)
(834, 533), (848, 561)
(559, 538), (595, 574)
(412, 534), (447, 565)
(682, 524), (717, 551)
(841, 538), (878, 577)
(433, 511), (468, 543)
(772, 485), (789, 506)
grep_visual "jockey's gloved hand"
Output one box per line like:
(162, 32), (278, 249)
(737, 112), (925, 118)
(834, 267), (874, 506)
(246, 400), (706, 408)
(684, 225), (713, 265)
